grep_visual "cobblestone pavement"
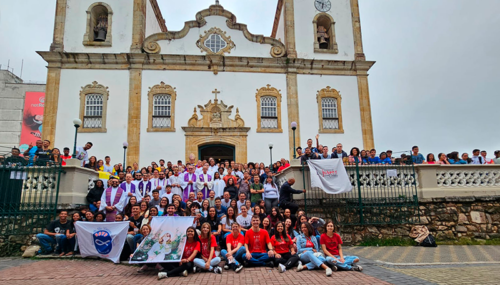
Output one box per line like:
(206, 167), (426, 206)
(0, 258), (35, 271)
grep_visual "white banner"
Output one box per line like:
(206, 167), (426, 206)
(75, 221), (129, 263)
(307, 159), (353, 194)
(130, 216), (194, 264)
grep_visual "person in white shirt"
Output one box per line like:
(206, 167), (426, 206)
(470, 149), (483, 165)
(481, 151), (493, 164)
(168, 169), (183, 197)
(196, 165), (213, 199)
(137, 172), (153, 199)
(236, 205), (252, 233)
(103, 156), (114, 173)
(236, 193), (247, 210)
(161, 185), (174, 204)
(152, 171), (167, 195)
(208, 158), (219, 177)
(221, 191), (232, 208)
(75, 142), (93, 166)
(212, 172), (225, 198)
(99, 177), (127, 222)
(120, 173), (143, 203)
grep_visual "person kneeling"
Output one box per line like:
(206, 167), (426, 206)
(220, 222), (245, 273)
(158, 227), (199, 279)
(193, 222), (222, 274)
(271, 221), (300, 273)
(239, 215), (275, 267)
(320, 221), (362, 272)
(296, 222), (332, 276)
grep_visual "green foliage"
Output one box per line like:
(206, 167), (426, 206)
(358, 236), (415, 247)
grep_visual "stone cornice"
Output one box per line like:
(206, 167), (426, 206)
(149, 0), (167, 32)
(36, 51), (375, 75)
(271, 0), (284, 38)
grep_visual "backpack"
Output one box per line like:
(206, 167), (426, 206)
(419, 234), (437, 247)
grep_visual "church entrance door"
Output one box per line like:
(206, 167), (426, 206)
(199, 144), (235, 163)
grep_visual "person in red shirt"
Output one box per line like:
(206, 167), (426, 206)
(220, 223), (245, 273)
(241, 215), (275, 267)
(158, 227), (199, 279)
(320, 221), (362, 271)
(277, 158), (290, 172)
(223, 166), (238, 186)
(193, 222), (222, 274)
(61, 147), (72, 166)
(271, 221), (300, 273)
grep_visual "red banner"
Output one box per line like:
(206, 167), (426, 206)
(19, 92), (45, 153)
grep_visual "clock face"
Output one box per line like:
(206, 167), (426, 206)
(315, 0), (331, 12)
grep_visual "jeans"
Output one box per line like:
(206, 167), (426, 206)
(36, 233), (67, 253)
(221, 247), (246, 267)
(273, 252), (300, 269)
(325, 255), (359, 270)
(193, 257), (221, 271)
(127, 234), (143, 253)
(265, 198), (279, 212)
(300, 251), (326, 270)
(212, 230), (220, 244)
(67, 236), (77, 253)
(241, 252), (270, 266)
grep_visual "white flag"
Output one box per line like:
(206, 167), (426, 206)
(307, 159), (353, 194)
(75, 221), (129, 263)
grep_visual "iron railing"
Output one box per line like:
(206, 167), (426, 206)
(0, 157), (64, 236)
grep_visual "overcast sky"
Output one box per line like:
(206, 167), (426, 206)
(0, 0), (498, 157)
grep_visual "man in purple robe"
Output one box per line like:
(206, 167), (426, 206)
(99, 177), (127, 222)
(181, 165), (198, 201)
(196, 165), (213, 199)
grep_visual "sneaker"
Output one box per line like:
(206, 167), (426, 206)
(235, 265), (243, 273)
(224, 265), (229, 270)
(193, 266), (197, 273)
(266, 261), (275, 268)
(278, 264), (286, 273)
(182, 270), (188, 277)
(296, 261), (304, 272)
(157, 272), (168, 280)
(137, 265), (148, 273)
(326, 268), (333, 276)
(214, 266), (222, 274)
(353, 265), (363, 272)
(330, 264), (338, 271)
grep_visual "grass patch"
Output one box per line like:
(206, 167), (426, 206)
(358, 237), (415, 246)
(437, 238), (500, 246)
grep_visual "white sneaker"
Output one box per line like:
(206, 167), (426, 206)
(182, 270), (188, 277)
(224, 265), (229, 270)
(326, 268), (333, 276)
(193, 266), (197, 273)
(353, 265), (363, 272)
(278, 264), (286, 273)
(296, 261), (304, 272)
(214, 266), (222, 274)
(235, 264), (243, 273)
(157, 272), (168, 280)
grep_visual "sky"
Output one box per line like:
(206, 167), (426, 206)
(0, 0), (498, 156)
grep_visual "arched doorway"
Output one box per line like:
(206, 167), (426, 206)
(199, 144), (235, 163)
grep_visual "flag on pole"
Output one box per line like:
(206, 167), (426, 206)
(307, 159), (353, 194)
(75, 221), (129, 263)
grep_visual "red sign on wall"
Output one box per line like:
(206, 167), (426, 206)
(19, 92), (45, 153)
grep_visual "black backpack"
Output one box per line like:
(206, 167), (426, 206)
(420, 234), (437, 247)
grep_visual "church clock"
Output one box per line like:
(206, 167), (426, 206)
(314, 0), (331, 12)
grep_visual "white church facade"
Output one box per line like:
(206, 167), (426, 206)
(39, 0), (375, 165)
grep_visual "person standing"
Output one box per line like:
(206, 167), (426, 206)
(99, 177), (127, 222)
(279, 178), (305, 215)
(411, 146), (425, 164)
(34, 139), (52, 165)
(196, 165), (213, 199)
(75, 142), (93, 166)
(181, 165), (198, 201)
(120, 173), (142, 203)
(23, 139), (42, 165)
(103, 156), (114, 173)
(168, 169), (183, 197)
(250, 174), (264, 205)
(263, 176), (279, 211)
(331, 143), (348, 159)
(86, 180), (105, 212)
(60, 147), (72, 165)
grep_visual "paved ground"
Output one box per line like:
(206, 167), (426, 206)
(1, 246), (499, 284)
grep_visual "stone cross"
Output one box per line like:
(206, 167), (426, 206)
(212, 89), (220, 101)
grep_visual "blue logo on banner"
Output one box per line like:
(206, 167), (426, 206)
(93, 230), (112, 254)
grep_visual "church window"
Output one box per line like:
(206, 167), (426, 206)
(79, 81), (109, 133)
(204, 34), (227, 54)
(196, 27), (235, 55)
(313, 13), (338, 54)
(83, 3), (113, 47)
(317, 87), (344, 133)
(147, 82), (177, 132)
(256, 85), (283, 133)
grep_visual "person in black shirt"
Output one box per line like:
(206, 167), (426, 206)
(65, 212), (81, 256)
(279, 179), (306, 215)
(36, 211), (70, 254)
(127, 205), (144, 253)
(34, 139), (52, 165)
(86, 180), (105, 212)
(300, 147), (320, 164)
(206, 207), (222, 243)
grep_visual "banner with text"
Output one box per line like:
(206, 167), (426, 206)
(130, 216), (194, 264)
(75, 221), (129, 263)
(19, 92), (45, 153)
(307, 159), (353, 194)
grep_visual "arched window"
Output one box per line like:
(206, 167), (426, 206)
(79, 81), (109, 133)
(317, 86), (343, 133)
(256, 85), (282, 133)
(147, 82), (177, 132)
(83, 2), (113, 47)
(313, 13), (338, 54)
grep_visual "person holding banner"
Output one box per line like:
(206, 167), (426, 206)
(157, 227), (199, 279)
(193, 223), (223, 274)
(279, 178), (305, 215)
(220, 223), (245, 273)
(99, 177), (127, 222)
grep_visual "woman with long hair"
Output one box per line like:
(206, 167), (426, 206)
(212, 172), (225, 198)
(282, 208), (296, 229)
(223, 178), (238, 200)
(294, 215), (308, 236)
(157, 226), (199, 279)
(156, 197), (169, 216)
(321, 220), (362, 271)
(206, 207), (222, 243)
(50, 148), (64, 166)
(220, 222), (245, 273)
(86, 180), (105, 212)
(267, 206), (283, 229)
(284, 218), (297, 242)
(221, 206), (237, 238)
(253, 205), (266, 222)
(348, 147), (361, 165)
(141, 206), (158, 227)
(147, 166), (154, 174)
(97, 159), (104, 171)
(85, 156), (98, 170)
(123, 196), (138, 219)
(135, 225), (153, 273)
(139, 201), (150, 218)
(95, 212), (105, 222)
(296, 222), (332, 276)
(172, 199), (185, 216)
(271, 221), (299, 272)
(263, 176), (279, 210)
(193, 223), (222, 274)
(360, 150), (369, 165)
(63, 212), (80, 256)
(449, 151), (467, 164)
(426, 153), (436, 164)
(261, 217), (273, 236)
(436, 153), (450, 165)
(258, 199), (266, 215)
(229, 199), (238, 214)
(201, 200), (210, 217)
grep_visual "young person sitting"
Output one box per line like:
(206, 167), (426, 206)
(321, 221), (362, 271)
(206, 207), (222, 243)
(214, 197), (227, 218)
(193, 222), (222, 274)
(221, 206), (237, 238)
(220, 222), (245, 273)
(236, 215), (274, 267)
(236, 205), (252, 234)
(127, 205), (144, 253)
(64, 212), (80, 256)
(271, 221), (300, 273)
(163, 204), (179, 217)
(157, 227), (199, 279)
(36, 211), (70, 255)
(296, 222), (332, 276)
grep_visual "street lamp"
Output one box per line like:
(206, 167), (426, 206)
(72, 118), (82, 158)
(291, 121), (297, 159)
(123, 142), (128, 169)
(269, 142), (274, 171)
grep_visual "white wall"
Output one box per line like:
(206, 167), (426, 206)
(146, 0), (162, 37)
(297, 74), (363, 151)
(56, 69), (129, 164)
(140, 70), (289, 165)
(294, 0), (355, 61)
(276, 7), (285, 44)
(64, 0), (134, 53)
(157, 16), (276, 58)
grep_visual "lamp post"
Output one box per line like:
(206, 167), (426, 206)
(72, 118), (82, 158)
(291, 121), (297, 159)
(123, 142), (128, 169)
(269, 142), (274, 171)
